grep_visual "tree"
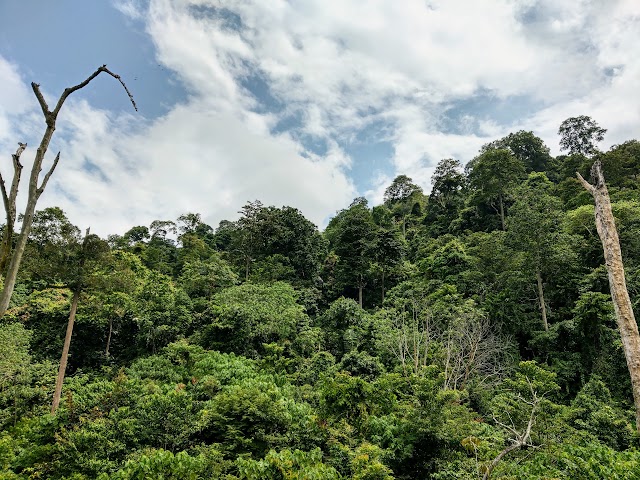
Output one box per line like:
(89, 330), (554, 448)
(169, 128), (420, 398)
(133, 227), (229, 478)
(0, 65), (136, 317)
(430, 158), (465, 207)
(325, 198), (377, 307)
(51, 228), (92, 414)
(231, 200), (264, 281)
(371, 227), (405, 303)
(559, 116), (607, 157)
(577, 160), (640, 431)
(0, 143), (26, 273)
(483, 362), (559, 479)
(384, 175), (424, 238)
(205, 282), (306, 357)
(482, 130), (552, 172)
(467, 149), (526, 230)
(507, 173), (571, 330)
(18, 206), (81, 285)
(425, 158), (466, 236)
(383, 174), (422, 206)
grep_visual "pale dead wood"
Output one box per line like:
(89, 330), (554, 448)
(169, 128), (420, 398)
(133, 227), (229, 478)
(0, 65), (136, 317)
(36, 151), (60, 197)
(482, 380), (541, 480)
(577, 161), (640, 431)
(0, 143), (26, 272)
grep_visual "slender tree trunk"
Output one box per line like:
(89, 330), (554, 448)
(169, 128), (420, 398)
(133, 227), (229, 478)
(381, 268), (385, 304)
(536, 269), (548, 331)
(578, 161), (640, 431)
(498, 193), (505, 231)
(51, 290), (79, 414)
(358, 283), (363, 308)
(51, 227), (90, 415)
(105, 317), (114, 357)
(0, 143), (25, 274)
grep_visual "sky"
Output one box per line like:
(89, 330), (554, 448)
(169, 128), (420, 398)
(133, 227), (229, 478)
(0, 0), (638, 236)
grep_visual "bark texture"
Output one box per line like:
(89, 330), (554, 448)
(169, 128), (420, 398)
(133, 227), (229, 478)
(0, 143), (26, 272)
(51, 289), (79, 415)
(0, 66), (136, 317)
(51, 228), (90, 415)
(536, 269), (548, 331)
(577, 161), (640, 431)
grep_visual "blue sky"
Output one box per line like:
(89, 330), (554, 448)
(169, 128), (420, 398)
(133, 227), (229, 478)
(0, 0), (638, 235)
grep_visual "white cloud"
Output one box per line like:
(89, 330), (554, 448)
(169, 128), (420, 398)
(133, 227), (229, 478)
(0, 57), (35, 144)
(137, 0), (638, 190)
(2, 0), (639, 235)
(36, 98), (356, 236)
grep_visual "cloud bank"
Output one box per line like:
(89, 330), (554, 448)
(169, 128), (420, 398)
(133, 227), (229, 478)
(1, 0), (638, 235)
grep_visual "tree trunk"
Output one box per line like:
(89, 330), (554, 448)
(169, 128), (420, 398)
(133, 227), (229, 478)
(51, 289), (79, 414)
(381, 268), (385, 304)
(358, 274), (363, 308)
(536, 269), (548, 331)
(51, 227), (90, 414)
(105, 317), (114, 357)
(0, 124), (57, 316)
(0, 66), (136, 318)
(0, 144), (25, 274)
(578, 161), (640, 431)
(498, 193), (505, 231)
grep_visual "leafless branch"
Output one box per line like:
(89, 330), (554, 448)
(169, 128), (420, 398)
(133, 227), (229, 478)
(37, 152), (60, 197)
(31, 83), (50, 118)
(576, 172), (594, 195)
(52, 65), (138, 116)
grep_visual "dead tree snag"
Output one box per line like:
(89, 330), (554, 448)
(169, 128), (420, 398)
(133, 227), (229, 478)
(0, 65), (136, 317)
(577, 160), (640, 431)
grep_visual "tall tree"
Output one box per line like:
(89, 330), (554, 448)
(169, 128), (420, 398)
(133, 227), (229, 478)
(384, 175), (424, 238)
(577, 160), (640, 431)
(425, 158), (466, 236)
(0, 65), (136, 317)
(482, 130), (552, 172)
(325, 198), (377, 307)
(559, 116), (607, 157)
(467, 149), (526, 230)
(51, 228), (91, 414)
(507, 173), (572, 330)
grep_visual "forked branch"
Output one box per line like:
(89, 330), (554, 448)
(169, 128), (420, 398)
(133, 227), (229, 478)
(0, 65), (136, 317)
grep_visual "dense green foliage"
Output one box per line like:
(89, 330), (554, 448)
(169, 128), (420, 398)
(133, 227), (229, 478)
(2, 119), (640, 478)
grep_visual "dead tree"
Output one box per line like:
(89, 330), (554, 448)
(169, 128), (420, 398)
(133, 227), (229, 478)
(0, 143), (26, 271)
(0, 66), (136, 317)
(577, 160), (640, 431)
(482, 383), (540, 480)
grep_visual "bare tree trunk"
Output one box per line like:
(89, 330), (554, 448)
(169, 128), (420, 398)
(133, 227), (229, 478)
(381, 268), (385, 304)
(577, 161), (640, 431)
(0, 65), (136, 318)
(51, 227), (90, 414)
(498, 193), (505, 231)
(0, 143), (25, 273)
(536, 269), (548, 331)
(51, 289), (79, 415)
(105, 317), (114, 357)
(358, 279), (363, 308)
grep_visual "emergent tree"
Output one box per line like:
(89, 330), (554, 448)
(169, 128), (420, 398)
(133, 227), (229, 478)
(577, 160), (640, 431)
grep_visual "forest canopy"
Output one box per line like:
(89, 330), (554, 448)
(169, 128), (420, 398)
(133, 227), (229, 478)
(2, 118), (640, 479)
